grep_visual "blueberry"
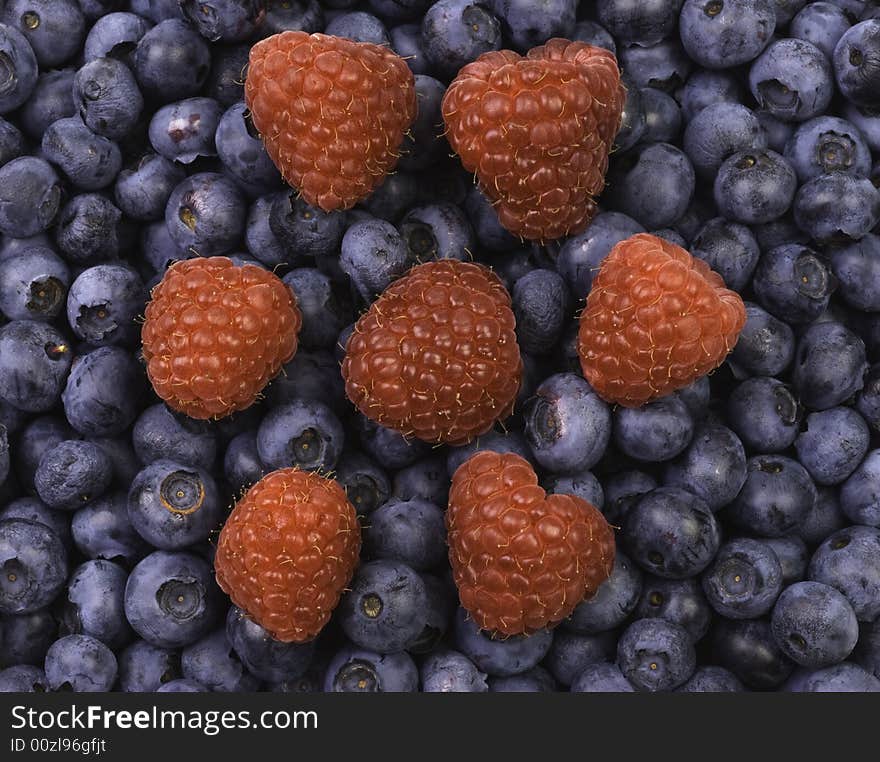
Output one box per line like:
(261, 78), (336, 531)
(34, 440), (113, 511)
(784, 116), (872, 184)
(363, 499), (446, 571)
(182, 628), (260, 691)
(222, 431), (263, 492)
(356, 416), (430, 470)
(420, 0), (502, 81)
(66, 264), (145, 348)
(360, 170), (421, 223)
(42, 116), (122, 192)
(790, 2), (851, 58)
(854, 616), (880, 678)
(809, 525), (880, 621)
(150, 97), (223, 166)
(613, 396), (695, 463)
(641, 87), (683, 144)
(0, 157), (62, 237)
(256, 399), (344, 472)
(44, 633), (117, 692)
(636, 576), (713, 642)
(728, 302), (796, 378)
(603, 470), (658, 526)
(487, 0), (575, 52)
(0, 664), (48, 692)
(562, 551), (642, 635)
(60, 559), (132, 650)
(270, 191), (347, 260)
(689, 217), (760, 292)
(569, 662), (635, 692)
(0, 247), (69, 322)
(727, 377), (800, 453)
(794, 407), (870, 486)
(676, 665), (745, 692)
(714, 149), (797, 224)
(225, 606), (314, 684)
(0, 499), (70, 556)
(617, 618), (696, 692)
(0, 518), (67, 615)
(261, 0), (324, 35)
(797, 486), (847, 547)
(712, 618), (794, 689)
(830, 233), (880, 311)
(511, 269), (569, 355)
(134, 404), (217, 471)
(71, 491), (149, 568)
(545, 630), (616, 688)
(679, 0), (776, 69)
(843, 101), (880, 153)
(18, 69), (77, 143)
(543, 469), (604, 509)
(390, 23), (431, 75)
(216, 102), (281, 192)
(398, 202), (474, 262)
(833, 19), (880, 109)
(392, 455), (450, 506)
(117, 640), (181, 692)
(420, 649), (488, 692)
(617, 37), (692, 92)
(677, 68), (744, 122)
(792, 321), (867, 409)
(156, 678), (206, 692)
(465, 185), (519, 253)
(180, 0), (266, 42)
(205, 42), (250, 106)
(446, 430), (534, 476)
(243, 194), (289, 267)
(756, 109), (797, 154)
(165, 172), (246, 256)
(0, 608), (57, 668)
(786, 662), (880, 691)
(750, 38), (835, 122)
(596, 0), (681, 45)
(572, 19), (616, 54)
(840, 448), (880, 526)
(134, 19), (211, 103)
(83, 11), (152, 64)
(453, 608), (552, 677)
(857, 364), (880, 431)
(702, 538), (783, 619)
(489, 665), (557, 692)
(74, 57), (144, 142)
(614, 77), (647, 153)
(523, 373), (612, 473)
(765, 535), (810, 587)
(0, 116), (24, 167)
(340, 218), (412, 303)
(324, 645), (418, 692)
(62, 346), (144, 438)
(397, 77), (446, 172)
(12, 415), (75, 492)
(282, 268), (352, 350)
(0, 321), (72, 414)
(325, 11), (389, 44)
(57, 195), (131, 266)
(752, 244), (834, 324)
(124, 550), (222, 649)
(0, 23), (38, 114)
(794, 172), (880, 242)
(683, 103), (767, 182)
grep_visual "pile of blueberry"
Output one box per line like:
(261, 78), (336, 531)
(2, 0), (880, 693)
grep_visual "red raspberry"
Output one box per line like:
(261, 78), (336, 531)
(341, 260), (522, 446)
(578, 233), (747, 407)
(441, 38), (625, 242)
(141, 257), (301, 420)
(214, 468), (361, 643)
(447, 450), (615, 636)
(245, 31), (417, 212)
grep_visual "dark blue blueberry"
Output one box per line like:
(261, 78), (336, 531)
(339, 560), (429, 653)
(572, 19), (616, 54)
(42, 116), (122, 192)
(0, 665), (47, 692)
(565, 551), (642, 634)
(267, 349), (346, 413)
(60, 559), (131, 650)
(727, 377), (800, 453)
(390, 23), (430, 75)
(117, 640), (181, 692)
(182, 628), (259, 691)
(392, 455), (449, 506)
(340, 217), (412, 303)
(216, 102), (282, 192)
(324, 645), (418, 692)
(714, 149), (797, 224)
(854, 616), (880, 679)
(797, 485), (847, 547)
(366, 0), (428, 24)
(127, 459), (222, 550)
(142, 221), (191, 272)
(261, 0), (324, 35)
(679, 0), (775, 69)
(543, 469), (604, 509)
(606, 142), (695, 229)
(398, 202), (474, 262)
(614, 77), (647, 153)
(256, 399), (344, 472)
(0, 22), (38, 114)
(765, 534), (809, 586)
(624, 487), (720, 579)
(165, 171), (246, 255)
(617, 618), (696, 692)
(487, 0), (575, 52)
(34, 440), (112, 511)
(617, 37), (692, 92)
(840, 448), (880, 525)
(156, 678), (206, 692)
(149, 97), (223, 164)
(596, 0), (680, 45)
(65, 264), (145, 347)
(511, 269), (569, 355)
(671, 196), (717, 243)
(132, 403), (217, 471)
(357, 416), (430, 470)
(205, 43), (249, 106)
(134, 19), (211, 103)
(226, 605), (315, 684)
(728, 302), (796, 378)
(0, 608), (57, 667)
(453, 608), (552, 677)
(489, 665), (557, 692)
(244, 193), (289, 267)
(555, 211), (644, 297)
(794, 172), (880, 242)
(0, 116), (24, 167)
(784, 116), (871, 183)
(180, 0), (266, 42)
(689, 217), (760, 292)
(83, 11), (152, 64)
(11, 415), (74, 491)
(56, 195), (130, 265)
(791, 2), (852, 58)
(771, 580), (858, 668)
(0, 497), (71, 551)
(360, 170), (420, 223)
(677, 665), (745, 692)
(677, 68), (744, 122)
(44, 633), (117, 692)
(0, 247), (69, 322)
(786, 662), (880, 691)
(830, 233), (880, 311)
(792, 321), (867, 409)
(640, 87), (682, 144)
(857, 363), (880, 431)
(92, 436), (142, 489)
(569, 662), (634, 692)
(795, 407), (870, 486)
(420, 0), (502, 81)
(702, 537), (783, 619)
(635, 576), (713, 642)
(270, 191), (347, 260)
(752, 244), (834, 324)
(74, 57), (144, 142)
(683, 103), (767, 181)
(756, 109), (797, 154)
(727, 454), (817, 537)
(420, 649), (487, 692)
(62, 346), (144, 437)
(750, 38), (834, 122)
(363, 498), (445, 571)
(2, 0), (84, 67)
(397, 76), (446, 172)
(0, 321), (71, 414)
(545, 630), (615, 688)
(17, 69), (77, 143)
(325, 11), (389, 44)
(71, 491), (149, 568)
(465, 185), (518, 253)
(613, 396), (695, 463)
(712, 618), (794, 689)
(410, 572), (455, 654)
(0, 519), (67, 615)
(523, 373), (611, 473)
(222, 431), (264, 492)
(809, 525), (880, 621)
(843, 101), (880, 153)
(603, 470), (657, 525)
(446, 431), (534, 476)
(124, 550), (222, 648)
(833, 19), (880, 109)
(0, 157), (62, 237)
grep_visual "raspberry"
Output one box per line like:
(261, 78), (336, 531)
(141, 256), (301, 420)
(447, 450), (615, 636)
(341, 260), (522, 445)
(245, 31), (417, 212)
(441, 38), (625, 242)
(214, 468), (361, 643)
(578, 233), (747, 407)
